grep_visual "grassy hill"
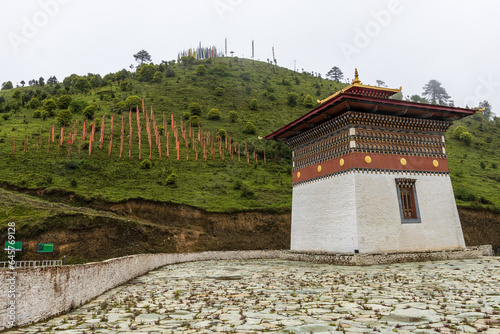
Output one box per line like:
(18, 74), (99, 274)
(0, 56), (499, 217)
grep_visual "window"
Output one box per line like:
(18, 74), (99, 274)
(396, 178), (421, 224)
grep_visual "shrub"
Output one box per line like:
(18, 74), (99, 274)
(137, 64), (156, 82)
(241, 185), (256, 199)
(166, 173), (177, 185)
(125, 95), (142, 110)
(57, 95), (72, 109)
(454, 187), (476, 202)
(233, 179), (243, 190)
(165, 68), (176, 78)
(196, 65), (207, 76)
(217, 128), (227, 139)
(182, 112), (191, 120)
(70, 179), (77, 187)
(189, 102), (202, 116)
(28, 97), (41, 109)
(241, 72), (251, 81)
(1, 114), (10, 121)
(214, 87), (224, 96)
(209, 64), (231, 77)
(480, 161), (486, 169)
(57, 109), (73, 126)
(152, 71), (163, 83)
(268, 93), (277, 101)
(303, 94), (315, 107)
(140, 159), (152, 169)
(242, 121), (256, 134)
(229, 110), (238, 122)
(42, 99), (57, 114)
(33, 110), (41, 118)
(69, 100), (89, 114)
(287, 92), (299, 106)
(459, 131), (473, 146)
(114, 102), (126, 111)
(83, 105), (97, 119)
(120, 80), (132, 91)
(190, 115), (201, 126)
(249, 99), (258, 110)
(94, 118), (101, 130)
(207, 108), (221, 120)
(453, 125), (467, 139)
(41, 110), (49, 120)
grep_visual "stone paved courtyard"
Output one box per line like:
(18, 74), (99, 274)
(9, 258), (500, 334)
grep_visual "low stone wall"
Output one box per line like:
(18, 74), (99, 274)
(0, 247), (487, 330)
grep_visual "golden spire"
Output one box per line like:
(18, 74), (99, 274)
(352, 68), (361, 84)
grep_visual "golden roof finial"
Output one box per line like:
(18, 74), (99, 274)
(352, 68), (361, 84)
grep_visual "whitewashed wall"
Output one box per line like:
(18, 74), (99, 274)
(291, 172), (358, 253)
(291, 172), (466, 253)
(355, 172), (465, 253)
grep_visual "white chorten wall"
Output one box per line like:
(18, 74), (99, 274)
(291, 172), (466, 253)
(291, 172), (358, 253)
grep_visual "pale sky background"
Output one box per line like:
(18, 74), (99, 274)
(0, 0), (498, 114)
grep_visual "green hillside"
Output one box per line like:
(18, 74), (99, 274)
(0, 56), (499, 216)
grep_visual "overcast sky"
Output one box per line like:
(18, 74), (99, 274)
(1, 0), (499, 114)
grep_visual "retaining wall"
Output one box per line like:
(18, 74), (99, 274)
(0, 247), (488, 330)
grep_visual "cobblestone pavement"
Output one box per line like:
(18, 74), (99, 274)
(9, 258), (500, 333)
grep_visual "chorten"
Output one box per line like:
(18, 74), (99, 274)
(265, 70), (475, 253)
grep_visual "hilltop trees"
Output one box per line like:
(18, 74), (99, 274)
(410, 94), (428, 104)
(478, 100), (493, 121)
(422, 80), (451, 106)
(326, 66), (343, 82)
(134, 50), (152, 64)
(47, 76), (58, 85)
(1, 81), (13, 90)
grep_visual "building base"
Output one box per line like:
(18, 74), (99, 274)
(286, 246), (487, 266)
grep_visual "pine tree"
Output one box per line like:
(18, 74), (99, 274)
(422, 80), (451, 105)
(326, 66), (344, 82)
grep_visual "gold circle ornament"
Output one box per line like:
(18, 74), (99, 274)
(297, 171), (301, 178)
(317, 165), (322, 173)
(365, 156), (372, 164)
(339, 158), (345, 166)
(433, 160), (439, 167)
(400, 158), (407, 166)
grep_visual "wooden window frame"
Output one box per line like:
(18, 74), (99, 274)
(395, 178), (421, 224)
